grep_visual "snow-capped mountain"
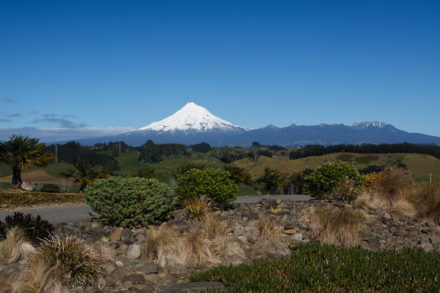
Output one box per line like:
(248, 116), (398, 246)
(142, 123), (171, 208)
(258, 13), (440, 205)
(139, 102), (248, 133)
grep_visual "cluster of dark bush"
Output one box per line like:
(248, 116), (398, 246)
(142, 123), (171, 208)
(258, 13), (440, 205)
(289, 143), (440, 160)
(0, 212), (54, 245)
(137, 140), (190, 163)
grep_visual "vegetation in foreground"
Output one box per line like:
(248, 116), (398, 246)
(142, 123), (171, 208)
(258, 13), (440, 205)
(191, 242), (440, 292)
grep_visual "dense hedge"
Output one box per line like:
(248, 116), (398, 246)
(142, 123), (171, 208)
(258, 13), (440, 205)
(175, 168), (238, 209)
(191, 243), (440, 292)
(85, 177), (174, 228)
(305, 161), (364, 197)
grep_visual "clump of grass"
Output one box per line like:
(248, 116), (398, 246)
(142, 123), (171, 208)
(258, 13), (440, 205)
(0, 226), (35, 264)
(328, 179), (359, 201)
(410, 183), (440, 224)
(374, 169), (412, 204)
(203, 214), (228, 241)
(184, 196), (212, 221)
(17, 235), (104, 291)
(184, 229), (211, 264)
(311, 207), (364, 247)
(144, 226), (175, 266)
(255, 213), (281, 242)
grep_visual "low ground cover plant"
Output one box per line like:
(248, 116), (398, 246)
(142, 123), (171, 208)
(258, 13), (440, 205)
(175, 168), (238, 209)
(0, 212), (54, 245)
(191, 243), (440, 292)
(85, 177), (174, 228)
(305, 161), (364, 197)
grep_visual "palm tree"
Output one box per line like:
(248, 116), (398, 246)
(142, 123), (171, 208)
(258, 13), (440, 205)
(0, 135), (54, 187)
(73, 159), (110, 191)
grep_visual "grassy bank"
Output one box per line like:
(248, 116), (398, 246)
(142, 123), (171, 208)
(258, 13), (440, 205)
(0, 189), (85, 209)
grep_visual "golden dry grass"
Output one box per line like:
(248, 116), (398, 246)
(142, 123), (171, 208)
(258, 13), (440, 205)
(409, 183), (440, 223)
(184, 196), (212, 221)
(0, 227), (36, 264)
(311, 207), (364, 247)
(203, 214), (228, 241)
(0, 189), (85, 209)
(374, 169), (413, 204)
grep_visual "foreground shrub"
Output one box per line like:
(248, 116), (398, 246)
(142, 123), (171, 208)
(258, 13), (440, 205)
(86, 177), (174, 228)
(305, 161), (364, 197)
(311, 207), (364, 247)
(0, 212), (54, 245)
(374, 168), (412, 204)
(0, 227), (35, 264)
(184, 196), (212, 220)
(328, 179), (359, 201)
(410, 182), (440, 224)
(175, 168), (238, 209)
(191, 242), (440, 292)
(17, 236), (104, 291)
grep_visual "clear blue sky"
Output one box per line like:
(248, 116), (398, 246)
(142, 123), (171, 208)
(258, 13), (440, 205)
(1, 0), (439, 136)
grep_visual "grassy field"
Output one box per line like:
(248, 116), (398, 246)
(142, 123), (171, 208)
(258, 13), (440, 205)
(233, 152), (440, 181)
(1, 151), (439, 190)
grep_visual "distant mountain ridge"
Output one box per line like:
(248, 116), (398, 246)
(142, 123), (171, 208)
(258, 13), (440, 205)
(2, 102), (440, 146)
(77, 103), (440, 146)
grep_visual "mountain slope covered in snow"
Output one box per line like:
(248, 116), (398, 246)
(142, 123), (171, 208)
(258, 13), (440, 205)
(139, 102), (248, 132)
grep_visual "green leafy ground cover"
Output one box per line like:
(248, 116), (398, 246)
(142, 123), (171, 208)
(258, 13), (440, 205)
(191, 243), (440, 292)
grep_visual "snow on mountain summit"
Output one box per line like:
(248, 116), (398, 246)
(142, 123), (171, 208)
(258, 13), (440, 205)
(139, 102), (248, 132)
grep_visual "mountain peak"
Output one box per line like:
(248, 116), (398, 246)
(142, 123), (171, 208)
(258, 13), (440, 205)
(139, 102), (248, 132)
(352, 121), (390, 129)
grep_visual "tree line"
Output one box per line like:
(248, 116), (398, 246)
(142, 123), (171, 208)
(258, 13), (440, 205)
(289, 143), (440, 160)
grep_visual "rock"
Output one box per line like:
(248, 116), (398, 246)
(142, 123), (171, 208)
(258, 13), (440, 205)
(104, 263), (116, 274)
(133, 261), (159, 275)
(421, 242), (434, 252)
(221, 256), (250, 266)
(122, 280), (133, 289)
(121, 229), (132, 241)
(291, 233), (303, 241)
(283, 229), (297, 235)
(110, 228), (123, 241)
(123, 274), (145, 285)
(20, 181), (35, 191)
(108, 267), (129, 283)
(127, 244), (141, 259)
(162, 282), (226, 293)
(115, 260), (125, 267)
(383, 213), (392, 220)
(430, 236), (440, 246)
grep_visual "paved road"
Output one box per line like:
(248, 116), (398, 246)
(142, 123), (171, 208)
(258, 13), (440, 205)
(0, 195), (311, 224)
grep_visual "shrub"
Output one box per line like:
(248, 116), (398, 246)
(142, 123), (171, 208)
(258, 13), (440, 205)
(20, 236), (104, 290)
(311, 207), (364, 247)
(305, 161), (364, 197)
(192, 142), (211, 153)
(328, 179), (359, 201)
(374, 168), (412, 204)
(184, 196), (212, 221)
(410, 182), (440, 224)
(85, 177), (174, 228)
(172, 161), (207, 180)
(191, 242), (440, 291)
(0, 212), (54, 245)
(175, 168), (238, 209)
(137, 167), (156, 179)
(40, 183), (61, 193)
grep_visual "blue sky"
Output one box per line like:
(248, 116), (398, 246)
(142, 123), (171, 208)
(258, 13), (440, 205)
(1, 0), (439, 136)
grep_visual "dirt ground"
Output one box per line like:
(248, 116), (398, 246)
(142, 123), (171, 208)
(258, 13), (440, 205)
(0, 169), (70, 185)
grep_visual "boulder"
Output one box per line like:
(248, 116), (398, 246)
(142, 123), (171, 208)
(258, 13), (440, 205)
(127, 244), (141, 259)
(20, 181), (35, 191)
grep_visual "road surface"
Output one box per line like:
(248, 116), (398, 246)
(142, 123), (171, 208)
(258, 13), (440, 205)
(0, 195), (311, 224)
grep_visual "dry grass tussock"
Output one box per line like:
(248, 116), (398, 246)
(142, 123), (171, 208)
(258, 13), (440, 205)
(144, 215), (245, 267)
(184, 196), (212, 221)
(409, 182), (440, 224)
(13, 235), (105, 293)
(374, 168), (412, 204)
(329, 179), (359, 201)
(255, 212), (282, 242)
(311, 207), (364, 247)
(0, 226), (36, 264)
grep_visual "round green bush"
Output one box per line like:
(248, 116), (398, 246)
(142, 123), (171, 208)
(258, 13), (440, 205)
(305, 161), (364, 197)
(85, 177), (174, 228)
(175, 168), (238, 209)
(40, 183), (61, 193)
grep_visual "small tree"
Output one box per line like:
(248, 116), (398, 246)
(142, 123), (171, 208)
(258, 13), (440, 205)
(250, 141), (261, 162)
(0, 135), (53, 187)
(73, 159), (110, 191)
(257, 168), (288, 194)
